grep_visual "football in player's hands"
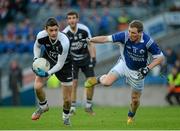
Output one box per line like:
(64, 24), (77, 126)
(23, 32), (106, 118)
(32, 58), (50, 77)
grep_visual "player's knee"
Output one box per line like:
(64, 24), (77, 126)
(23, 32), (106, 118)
(99, 75), (112, 86)
(102, 81), (113, 86)
(101, 79), (113, 86)
(34, 81), (44, 90)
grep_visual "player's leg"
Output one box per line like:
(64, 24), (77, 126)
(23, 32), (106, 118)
(56, 64), (73, 125)
(31, 76), (49, 120)
(84, 79), (95, 115)
(84, 59), (125, 88)
(82, 65), (96, 115)
(70, 64), (79, 115)
(84, 72), (118, 88)
(127, 90), (141, 124)
(70, 79), (78, 115)
(62, 83), (72, 125)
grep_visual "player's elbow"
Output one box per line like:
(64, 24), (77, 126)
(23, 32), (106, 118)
(158, 55), (165, 65)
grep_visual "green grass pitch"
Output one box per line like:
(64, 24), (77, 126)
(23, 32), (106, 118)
(0, 106), (179, 130)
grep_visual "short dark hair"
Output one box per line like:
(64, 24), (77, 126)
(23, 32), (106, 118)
(45, 17), (59, 28)
(66, 11), (79, 18)
(129, 20), (143, 32)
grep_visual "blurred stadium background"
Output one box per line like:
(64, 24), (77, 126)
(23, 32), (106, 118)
(0, 0), (180, 108)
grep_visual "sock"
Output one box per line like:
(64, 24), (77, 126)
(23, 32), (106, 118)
(128, 110), (135, 118)
(70, 101), (76, 111)
(62, 110), (70, 120)
(71, 101), (76, 108)
(39, 99), (48, 110)
(86, 99), (92, 108)
(63, 109), (70, 114)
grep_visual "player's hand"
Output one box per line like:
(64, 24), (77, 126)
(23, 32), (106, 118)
(90, 57), (96, 67)
(33, 57), (38, 62)
(34, 68), (49, 77)
(80, 38), (90, 43)
(137, 67), (150, 80)
(86, 38), (90, 43)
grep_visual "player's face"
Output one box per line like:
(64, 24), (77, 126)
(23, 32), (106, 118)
(46, 25), (59, 40)
(67, 15), (78, 29)
(128, 27), (141, 43)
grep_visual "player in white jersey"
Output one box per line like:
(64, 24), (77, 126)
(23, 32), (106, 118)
(31, 17), (72, 125)
(84, 20), (164, 124)
(63, 11), (96, 115)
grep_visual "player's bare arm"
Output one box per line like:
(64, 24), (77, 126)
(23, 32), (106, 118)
(88, 42), (96, 58)
(147, 55), (164, 70)
(89, 36), (111, 43)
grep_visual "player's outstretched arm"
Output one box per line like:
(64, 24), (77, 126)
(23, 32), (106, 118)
(89, 36), (111, 44)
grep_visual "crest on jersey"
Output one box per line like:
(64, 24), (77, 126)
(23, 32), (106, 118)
(140, 49), (145, 54)
(74, 36), (78, 40)
(78, 33), (82, 39)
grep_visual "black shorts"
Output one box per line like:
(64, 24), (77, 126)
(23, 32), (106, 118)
(73, 62), (95, 79)
(55, 63), (73, 82)
(43, 55), (73, 83)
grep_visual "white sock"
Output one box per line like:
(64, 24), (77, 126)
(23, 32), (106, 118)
(39, 99), (48, 110)
(62, 112), (69, 120)
(70, 106), (76, 111)
(86, 99), (92, 108)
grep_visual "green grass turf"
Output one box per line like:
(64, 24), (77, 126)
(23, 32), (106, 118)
(0, 106), (179, 130)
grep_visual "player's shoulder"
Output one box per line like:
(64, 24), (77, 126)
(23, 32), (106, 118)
(62, 25), (71, 33)
(58, 31), (70, 43)
(77, 23), (90, 32)
(142, 32), (152, 42)
(113, 30), (126, 36)
(36, 30), (48, 39)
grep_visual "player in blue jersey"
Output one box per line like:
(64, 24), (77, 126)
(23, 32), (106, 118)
(84, 20), (164, 124)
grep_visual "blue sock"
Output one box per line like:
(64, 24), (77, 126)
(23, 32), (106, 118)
(128, 111), (135, 118)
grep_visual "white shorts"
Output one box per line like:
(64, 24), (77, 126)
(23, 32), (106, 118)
(109, 59), (144, 92)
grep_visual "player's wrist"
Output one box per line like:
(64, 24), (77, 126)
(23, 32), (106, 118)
(33, 57), (38, 62)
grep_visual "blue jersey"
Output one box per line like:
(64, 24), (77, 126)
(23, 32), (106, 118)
(112, 31), (162, 70)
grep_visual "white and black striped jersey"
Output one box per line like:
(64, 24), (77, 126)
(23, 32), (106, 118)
(63, 23), (92, 65)
(33, 30), (71, 75)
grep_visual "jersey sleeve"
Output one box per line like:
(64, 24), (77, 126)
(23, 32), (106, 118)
(112, 32), (126, 44)
(33, 32), (42, 59)
(147, 41), (164, 58)
(86, 26), (92, 38)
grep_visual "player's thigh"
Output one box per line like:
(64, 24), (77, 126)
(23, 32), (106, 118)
(81, 64), (95, 78)
(127, 77), (144, 91)
(110, 59), (126, 77)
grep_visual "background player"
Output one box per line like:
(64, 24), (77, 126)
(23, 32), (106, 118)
(63, 11), (96, 115)
(32, 17), (72, 125)
(85, 20), (164, 124)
